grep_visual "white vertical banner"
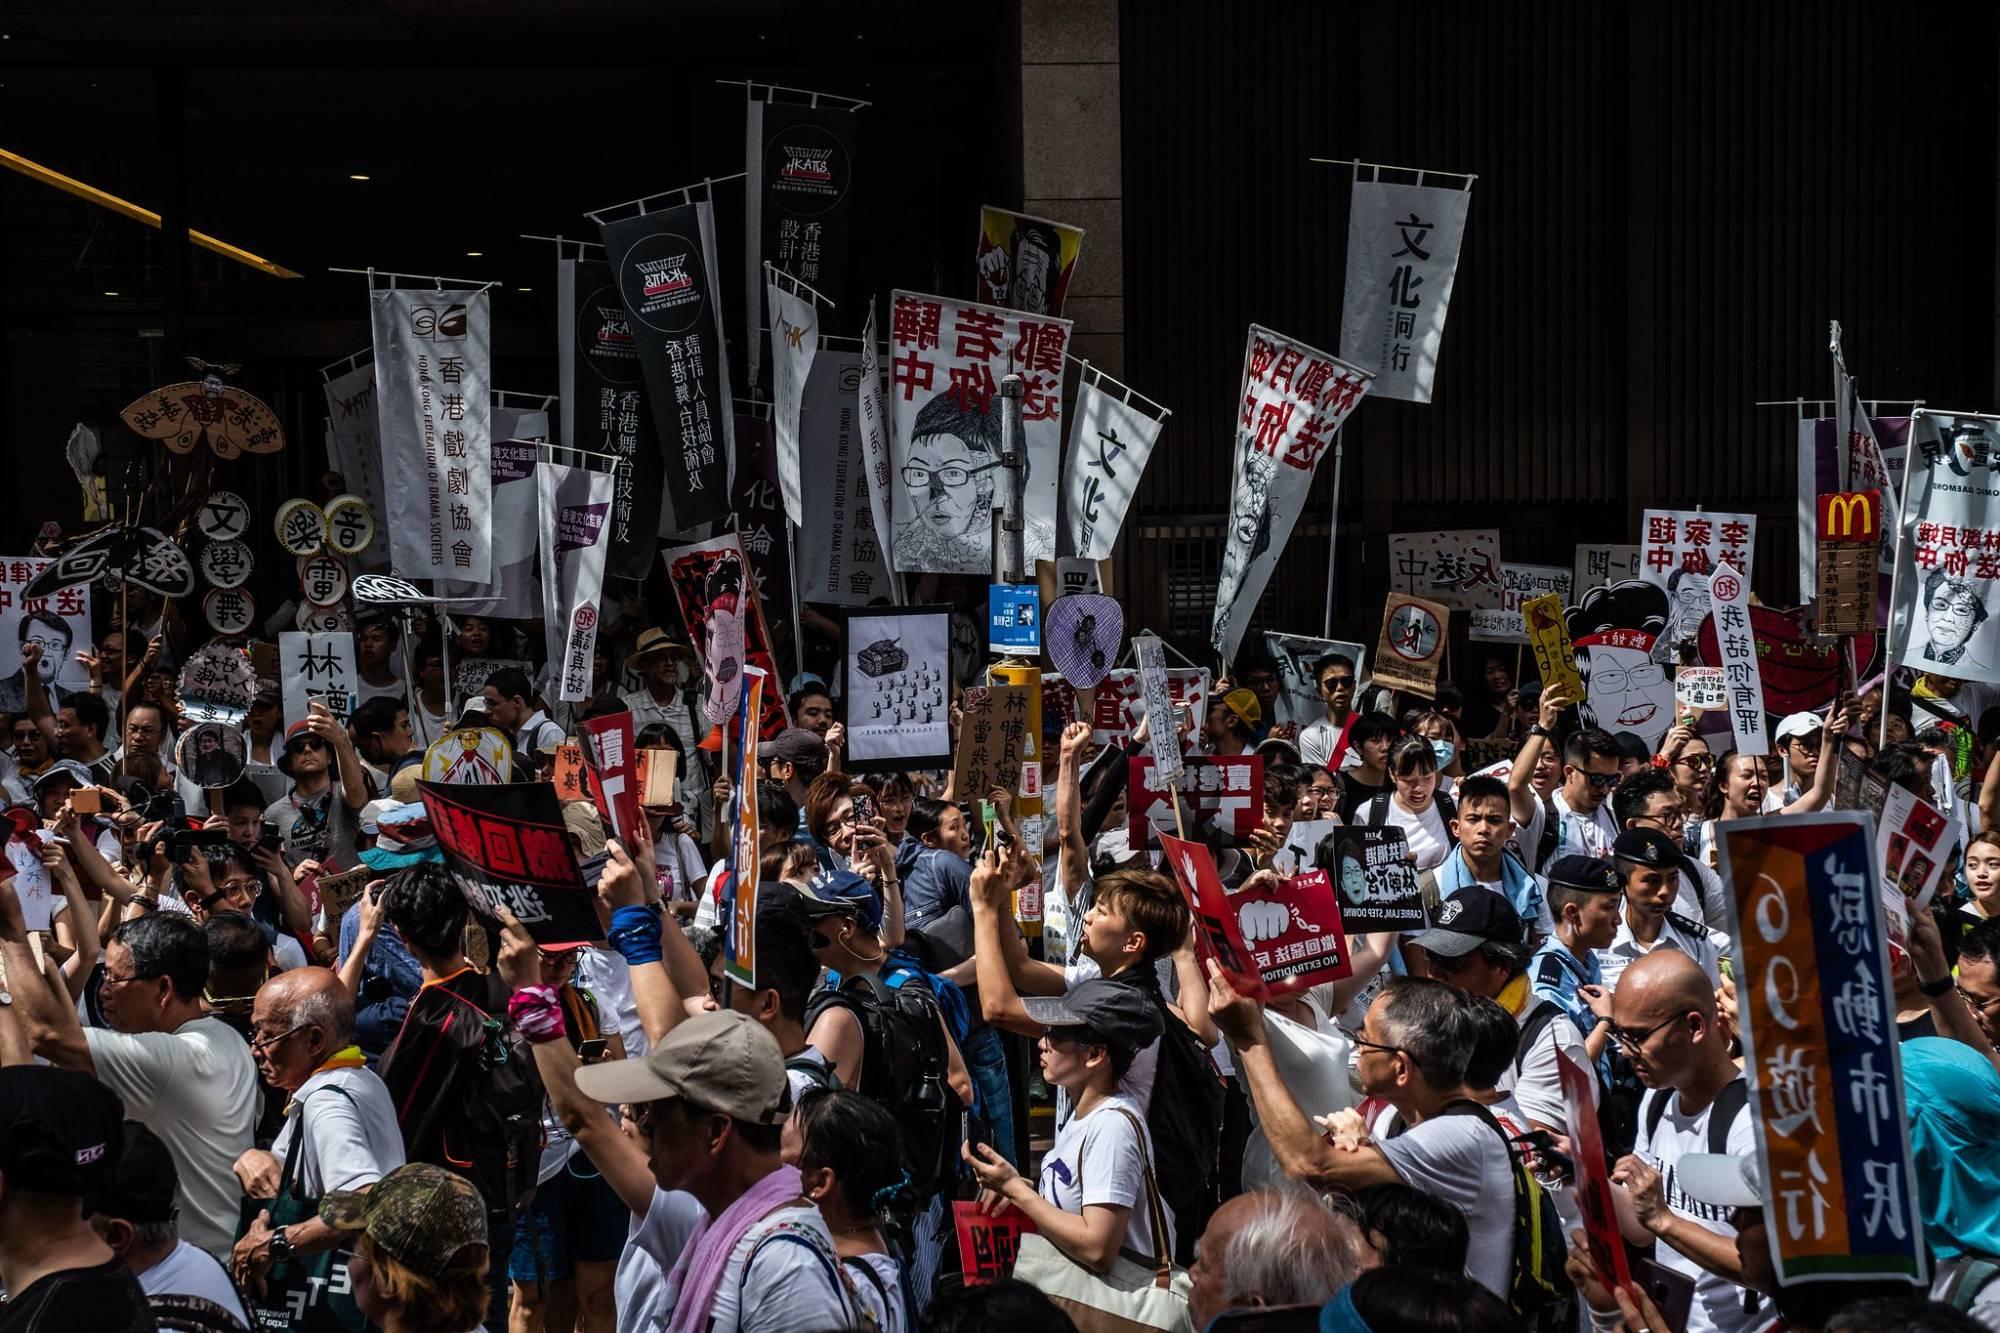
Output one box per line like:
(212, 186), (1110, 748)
(369, 287), (492, 581)
(442, 401), (547, 618)
(743, 94), (767, 394)
(1132, 633), (1183, 791)
(278, 632), (358, 728)
(855, 303), (898, 579)
(536, 461), (616, 702)
(1061, 370), (1167, 560)
(1212, 325), (1373, 663)
(766, 275), (819, 527)
(798, 349), (894, 605)
(1337, 168), (1474, 404)
(1710, 562), (1768, 756)
(319, 353), (388, 568)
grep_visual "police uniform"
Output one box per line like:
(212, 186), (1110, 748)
(1529, 854), (1620, 1086)
(1598, 827), (1727, 990)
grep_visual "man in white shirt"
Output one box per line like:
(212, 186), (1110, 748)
(1508, 686), (1622, 870)
(619, 627), (700, 752)
(89, 1120), (252, 1327)
(1297, 654), (1360, 769)
(1609, 949), (1762, 1333)
(0, 908), (259, 1261)
(231, 968), (404, 1294)
(484, 665), (564, 756)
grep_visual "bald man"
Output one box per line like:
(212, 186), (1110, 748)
(1607, 950), (1763, 1333)
(230, 967), (405, 1292)
(1187, 1188), (1372, 1330)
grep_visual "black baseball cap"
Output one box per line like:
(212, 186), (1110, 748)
(0, 1066), (125, 1196)
(1545, 854), (1621, 894)
(86, 1121), (177, 1224)
(1021, 978), (1163, 1054)
(1613, 827), (1697, 878)
(1411, 888), (1523, 958)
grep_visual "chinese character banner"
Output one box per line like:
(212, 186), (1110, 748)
(744, 96), (858, 391)
(1388, 529), (1504, 612)
(798, 349), (893, 605)
(730, 414), (793, 616)
(1640, 508), (1757, 652)
(767, 277), (819, 527)
(1338, 176), (1473, 404)
(369, 287), (492, 581)
(320, 356), (388, 569)
(1212, 325), (1372, 663)
(535, 459), (616, 702)
(559, 257), (658, 580)
(442, 403), (544, 619)
(1468, 562), (1572, 644)
(1062, 376), (1165, 562)
(1891, 413), (2000, 684)
(599, 200), (737, 534)
(886, 290), (1071, 576)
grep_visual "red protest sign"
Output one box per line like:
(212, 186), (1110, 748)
(580, 711), (643, 841)
(1160, 832), (1268, 1000)
(951, 1202), (1036, 1286)
(1128, 755), (1263, 851)
(1237, 870), (1352, 994)
(551, 744), (587, 803)
(1557, 1049), (1630, 1292)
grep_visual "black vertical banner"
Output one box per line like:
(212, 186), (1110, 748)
(559, 257), (659, 579)
(746, 99), (859, 389)
(599, 202), (736, 533)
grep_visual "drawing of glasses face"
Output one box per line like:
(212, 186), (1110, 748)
(1590, 661), (1666, 692)
(901, 460), (1003, 490)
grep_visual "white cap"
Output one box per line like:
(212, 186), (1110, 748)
(1676, 1153), (1763, 1209)
(1774, 711), (1824, 743)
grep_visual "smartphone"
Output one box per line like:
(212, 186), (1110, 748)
(577, 1038), (609, 1063)
(1633, 1257), (1695, 1331)
(963, 1112), (993, 1158)
(70, 788), (101, 815)
(259, 819), (282, 851)
(851, 791), (877, 825)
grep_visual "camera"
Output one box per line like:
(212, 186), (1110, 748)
(136, 827), (235, 864)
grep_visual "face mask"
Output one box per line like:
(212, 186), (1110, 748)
(1431, 739), (1456, 767)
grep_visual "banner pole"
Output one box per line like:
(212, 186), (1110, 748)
(1322, 424), (1347, 638)
(785, 519), (808, 684)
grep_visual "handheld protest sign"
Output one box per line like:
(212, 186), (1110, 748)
(323, 493), (376, 557)
(274, 499), (328, 556)
(1372, 594), (1449, 699)
(839, 606), (953, 772)
(1879, 783), (1950, 911)
(579, 711), (643, 841)
(199, 539), (253, 590)
(296, 601), (351, 633)
(637, 749), (678, 807)
(1329, 827), (1425, 930)
(1715, 812), (1926, 1287)
(203, 587), (256, 637)
(5, 824), (52, 933)
(1696, 605), (1858, 717)
(551, 744), (588, 802)
(663, 533), (789, 741)
(1160, 831), (1268, 1000)
(1131, 633), (1183, 788)
(1234, 869), (1352, 994)
(0, 560), (94, 705)
(196, 490), (252, 542)
(176, 721), (247, 789)
(27, 527), (194, 601)
(950, 684), (1033, 808)
(988, 583), (1040, 654)
(1522, 593), (1585, 703)
(1044, 594), (1122, 689)
(1469, 562), (1573, 645)
(178, 642), (256, 724)
(297, 552), (349, 607)
(1127, 754), (1262, 852)
(418, 779), (601, 947)
(988, 663), (1045, 818)
(279, 631), (358, 727)
(1263, 631), (1367, 729)
(1708, 563), (1767, 757)
(422, 727), (514, 785)
(1557, 1049), (1631, 1292)
(951, 1201), (1035, 1287)
(723, 669), (767, 989)
(1674, 666), (1726, 716)
(1815, 490), (1880, 635)
(121, 376), (284, 458)
(1387, 529), (1504, 612)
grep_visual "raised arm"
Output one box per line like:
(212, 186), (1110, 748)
(45, 843), (100, 1000)
(1780, 701), (1850, 815)
(601, 834), (710, 1042)
(0, 877), (93, 1073)
(308, 702), (370, 812)
(18, 643), (58, 748)
(1055, 722), (1093, 898)
(1510, 684), (1573, 825)
(969, 840), (1067, 1037)
(336, 884), (389, 999)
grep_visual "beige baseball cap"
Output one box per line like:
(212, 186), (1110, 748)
(573, 1009), (789, 1124)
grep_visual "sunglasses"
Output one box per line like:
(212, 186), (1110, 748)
(1580, 771), (1622, 790)
(289, 737), (327, 753)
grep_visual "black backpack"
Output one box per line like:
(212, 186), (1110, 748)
(1437, 1099), (1574, 1332)
(1108, 965), (1225, 1263)
(1640, 1078), (1751, 1157)
(1533, 791), (1560, 872)
(1361, 789), (1459, 843)
(805, 971), (963, 1198)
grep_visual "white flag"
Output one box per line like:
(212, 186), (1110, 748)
(1338, 174), (1473, 404)
(855, 304), (898, 578)
(536, 461), (616, 703)
(767, 277), (819, 527)
(369, 287), (492, 581)
(1062, 374), (1165, 560)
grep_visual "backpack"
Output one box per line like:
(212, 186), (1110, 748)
(380, 973), (545, 1224)
(1533, 792), (1560, 873)
(1107, 965), (1226, 1263)
(1513, 1000), (1563, 1078)
(786, 1050), (843, 1093)
(1640, 1078), (1750, 1156)
(1438, 1099), (1574, 1332)
(1361, 789), (1459, 844)
(805, 971), (963, 1198)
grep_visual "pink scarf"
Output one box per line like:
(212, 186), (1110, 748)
(665, 1163), (804, 1333)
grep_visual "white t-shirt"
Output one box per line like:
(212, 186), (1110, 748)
(1298, 716), (1344, 769)
(1933, 1256), (2000, 1332)
(356, 673), (407, 706)
(1496, 1000), (1594, 1135)
(1376, 1109), (1518, 1301)
(1383, 797), (1452, 871)
(845, 1253), (907, 1333)
(85, 1016), (258, 1260)
(575, 946), (647, 1060)
(137, 1238), (251, 1324)
(1634, 1083), (1761, 1333)
(1514, 788), (1616, 869)
(703, 1202), (861, 1333)
(1035, 1093), (1173, 1264)
(614, 1187), (706, 1333)
(271, 1064), (406, 1196)
(784, 1047), (836, 1102)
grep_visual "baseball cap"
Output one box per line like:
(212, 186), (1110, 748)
(1676, 1152), (1764, 1209)
(1544, 854), (1621, 894)
(765, 727), (828, 766)
(86, 1121), (177, 1224)
(0, 1066), (125, 1196)
(319, 1161), (487, 1273)
(1411, 888), (1523, 958)
(1021, 978), (1164, 1054)
(573, 1009), (790, 1125)
(277, 719), (321, 777)
(1613, 826), (1697, 879)
(357, 798), (439, 871)
(791, 869), (883, 935)
(1221, 687), (1262, 727)
(1775, 711), (1824, 743)
(31, 758), (94, 794)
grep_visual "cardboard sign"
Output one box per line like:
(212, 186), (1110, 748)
(1715, 813), (1926, 1286)
(988, 583), (1041, 653)
(314, 865), (374, 931)
(421, 727), (514, 785)
(1274, 817), (1341, 876)
(1522, 592), (1586, 703)
(419, 779), (600, 946)
(1573, 542), (1642, 596)
(1372, 594), (1449, 699)
(1709, 563), (1768, 758)
(951, 1201), (1036, 1287)
(1127, 755), (1263, 851)
(1237, 869), (1352, 993)
(280, 631), (358, 728)
(1469, 562), (1573, 644)
(639, 749), (679, 807)
(1131, 634), (1183, 790)
(1328, 827), (1425, 930)
(551, 744), (588, 802)
(952, 685), (1036, 810)
(1674, 666), (1727, 714)
(580, 712), (643, 841)
(1036, 556), (1111, 603)
(842, 607), (954, 773)
(1160, 831), (1267, 998)
(1388, 529), (1504, 612)
(1816, 489), (1881, 635)
(1557, 1049), (1631, 1292)
(1878, 783), (1950, 909)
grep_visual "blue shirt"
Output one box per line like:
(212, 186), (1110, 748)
(1529, 935), (1611, 1085)
(338, 902), (424, 1060)
(901, 846), (972, 934)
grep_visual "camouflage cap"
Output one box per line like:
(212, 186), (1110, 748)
(318, 1162), (487, 1272)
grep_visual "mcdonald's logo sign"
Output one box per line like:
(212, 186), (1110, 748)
(1817, 489), (1880, 543)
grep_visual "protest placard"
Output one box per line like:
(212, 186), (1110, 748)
(1557, 1049), (1631, 1292)
(1234, 869), (1352, 993)
(1127, 755), (1262, 851)
(1715, 813), (1926, 1286)
(0, 559), (91, 715)
(1641, 508), (1756, 587)
(1893, 413), (2000, 683)
(279, 632), (357, 728)
(1572, 543), (1642, 597)
(1877, 783), (1949, 908)
(1274, 817), (1341, 876)
(987, 583), (1039, 653)
(1090, 667), (1210, 752)
(1709, 563), (1768, 757)
(1521, 592), (1586, 704)
(1160, 831), (1267, 998)
(1372, 594), (1449, 699)
(1263, 632), (1367, 730)
(419, 779), (600, 947)
(638, 750), (678, 807)
(1469, 563), (1573, 644)
(724, 670), (766, 988)
(1131, 634), (1183, 791)
(841, 607), (953, 772)
(1674, 666), (1727, 715)
(1387, 529), (1504, 612)
(551, 745), (588, 803)
(951, 1201), (1036, 1287)
(580, 711), (642, 842)
(421, 727), (514, 786)
(952, 685), (1035, 809)
(1328, 827), (1425, 930)
(1816, 490), (1881, 635)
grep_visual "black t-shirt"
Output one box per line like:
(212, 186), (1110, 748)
(1337, 771), (1390, 823)
(0, 1258), (156, 1332)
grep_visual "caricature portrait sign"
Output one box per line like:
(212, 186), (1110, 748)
(1566, 579), (1672, 749)
(1892, 412), (2000, 684)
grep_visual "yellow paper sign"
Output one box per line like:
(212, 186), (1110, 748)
(1522, 593), (1585, 703)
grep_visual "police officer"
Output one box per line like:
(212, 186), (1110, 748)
(1598, 828), (1724, 991)
(1528, 854), (1623, 1080)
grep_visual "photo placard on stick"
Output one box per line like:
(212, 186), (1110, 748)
(840, 606), (954, 773)
(1372, 594), (1449, 699)
(1329, 827), (1425, 930)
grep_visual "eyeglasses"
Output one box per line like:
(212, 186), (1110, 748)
(1956, 989), (2000, 1020)
(101, 968), (157, 989)
(216, 877), (260, 897)
(1607, 1014), (1681, 1051)
(1581, 771), (1622, 790)
(1637, 807), (1687, 829)
(1336, 1024), (1404, 1055)
(249, 1023), (310, 1053)
(901, 460), (1003, 490)
(1590, 663), (1667, 691)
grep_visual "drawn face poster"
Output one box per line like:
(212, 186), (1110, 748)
(974, 206), (1084, 317)
(1566, 579), (1672, 749)
(841, 607), (953, 771)
(1892, 414), (2000, 683)
(662, 533), (789, 740)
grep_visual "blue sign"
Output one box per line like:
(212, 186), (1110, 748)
(988, 583), (1040, 653)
